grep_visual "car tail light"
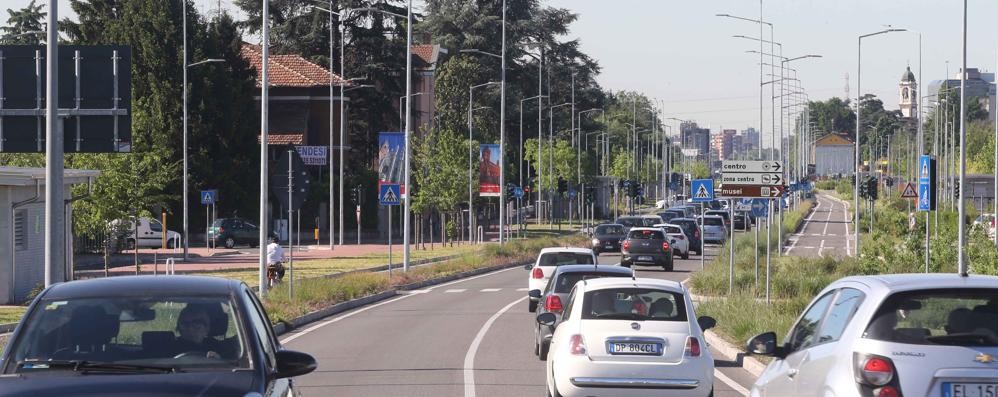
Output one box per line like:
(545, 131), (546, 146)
(875, 386), (900, 397)
(545, 295), (563, 313)
(684, 337), (701, 358)
(694, 229), (700, 239)
(854, 353), (896, 387)
(622, 241), (631, 250)
(662, 241), (670, 251)
(531, 267), (544, 279)
(218, 227), (224, 233)
(569, 334), (587, 355)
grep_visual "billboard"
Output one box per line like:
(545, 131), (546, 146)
(377, 132), (405, 196)
(295, 145), (327, 166)
(480, 144), (501, 196)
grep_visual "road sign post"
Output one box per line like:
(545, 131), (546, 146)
(201, 190), (217, 251)
(721, 161), (784, 303)
(380, 184), (401, 275)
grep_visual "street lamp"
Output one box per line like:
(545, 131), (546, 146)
(468, 81), (499, 243)
(718, 13), (774, 159)
(855, 28), (905, 258)
(520, 95), (548, 189)
(400, 92), (425, 129)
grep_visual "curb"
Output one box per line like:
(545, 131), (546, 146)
(703, 330), (767, 377)
(0, 323), (15, 333)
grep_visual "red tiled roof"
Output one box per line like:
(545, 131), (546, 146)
(411, 44), (435, 65)
(241, 44), (348, 88)
(257, 134), (304, 145)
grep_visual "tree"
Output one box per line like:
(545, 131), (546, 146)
(413, 127), (471, 244)
(807, 97), (855, 139)
(1, 0), (45, 44)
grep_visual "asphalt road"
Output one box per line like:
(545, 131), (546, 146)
(784, 193), (851, 258)
(280, 240), (759, 397)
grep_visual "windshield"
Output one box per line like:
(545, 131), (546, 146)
(703, 217), (724, 226)
(552, 272), (629, 294)
(864, 289), (998, 346)
(627, 230), (665, 240)
(595, 225), (625, 235)
(538, 252), (595, 267)
(582, 288), (687, 321)
(615, 217), (642, 227)
(6, 297), (249, 373)
(662, 226), (683, 234)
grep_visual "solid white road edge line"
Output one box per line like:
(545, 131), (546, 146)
(464, 296), (528, 397)
(280, 266), (519, 344)
(714, 369), (750, 396)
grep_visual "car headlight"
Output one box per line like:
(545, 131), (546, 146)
(592, 239), (600, 245)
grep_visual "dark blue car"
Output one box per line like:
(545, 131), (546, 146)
(669, 217), (702, 255)
(0, 276), (316, 397)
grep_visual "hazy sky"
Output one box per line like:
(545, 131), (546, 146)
(6, 0), (998, 142)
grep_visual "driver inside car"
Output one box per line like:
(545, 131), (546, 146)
(173, 304), (225, 359)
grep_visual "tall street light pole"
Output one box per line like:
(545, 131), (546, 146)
(717, 12), (772, 159)
(855, 28), (905, 258)
(467, 81), (499, 243)
(258, 0), (271, 295)
(958, 0), (968, 275)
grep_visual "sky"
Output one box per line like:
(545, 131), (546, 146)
(5, 0), (998, 144)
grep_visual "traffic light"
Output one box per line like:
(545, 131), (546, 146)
(584, 187), (595, 204)
(557, 178), (567, 194)
(505, 183), (517, 199)
(859, 178), (868, 199)
(954, 183), (961, 201)
(628, 180), (638, 198)
(868, 177), (878, 200)
(350, 186), (360, 204)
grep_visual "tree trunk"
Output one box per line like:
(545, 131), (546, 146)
(440, 212), (447, 248)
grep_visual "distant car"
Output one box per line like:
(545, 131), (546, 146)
(208, 217), (264, 249)
(733, 212), (752, 231)
(0, 276), (317, 397)
(699, 215), (727, 244)
(657, 209), (686, 223)
(747, 273), (998, 397)
(591, 224), (626, 255)
(704, 210), (732, 231)
(973, 213), (996, 239)
(621, 227), (674, 271)
(654, 223), (690, 260)
(614, 215), (662, 231)
(655, 199), (667, 209)
(539, 277), (716, 397)
(670, 218), (703, 255)
(110, 217), (182, 250)
(532, 265), (634, 360)
(674, 206), (699, 219)
(526, 247), (598, 312)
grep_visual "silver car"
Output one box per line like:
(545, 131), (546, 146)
(699, 215), (727, 244)
(747, 273), (998, 397)
(532, 264), (634, 360)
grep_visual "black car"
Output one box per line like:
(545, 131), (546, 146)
(657, 209), (685, 223)
(621, 227), (674, 271)
(0, 276), (316, 397)
(670, 217), (702, 255)
(209, 218), (267, 249)
(591, 224), (626, 254)
(733, 212), (752, 231)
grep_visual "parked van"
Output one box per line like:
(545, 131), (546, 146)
(111, 217), (181, 249)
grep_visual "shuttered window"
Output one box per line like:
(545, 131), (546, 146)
(14, 209), (27, 251)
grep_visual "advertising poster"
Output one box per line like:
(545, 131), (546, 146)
(480, 144), (501, 196)
(377, 132), (406, 196)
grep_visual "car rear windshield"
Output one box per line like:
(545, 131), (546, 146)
(706, 211), (728, 218)
(538, 252), (595, 267)
(628, 230), (665, 240)
(864, 288), (998, 346)
(703, 217), (724, 226)
(581, 288), (687, 321)
(662, 226), (683, 235)
(615, 217), (642, 227)
(595, 225), (625, 235)
(552, 272), (630, 293)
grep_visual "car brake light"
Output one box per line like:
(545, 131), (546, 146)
(545, 295), (563, 312)
(855, 353), (895, 387)
(218, 227), (224, 233)
(684, 336), (701, 358)
(531, 267), (544, 279)
(694, 229), (700, 238)
(875, 386), (900, 397)
(622, 241), (631, 250)
(569, 334), (587, 355)
(662, 241), (670, 251)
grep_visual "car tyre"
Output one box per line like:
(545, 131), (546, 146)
(538, 340), (549, 361)
(126, 238), (136, 250)
(682, 250), (690, 260)
(528, 300), (538, 313)
(167, 238), (177, 249)
(224, 237), (236, 249)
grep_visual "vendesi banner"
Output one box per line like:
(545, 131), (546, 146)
(295, 146), (328, 166)
(480, 144), (501, 197)
(378, 132), (406, 196)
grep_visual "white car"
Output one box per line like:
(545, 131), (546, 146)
(539, 277), (716, 397)
(654, 223), (690, 260)
(110, 216), (182, 249)
(655, 199), (667, 209)
(747, 273), (998, 397)
(526, 247), (598, 312)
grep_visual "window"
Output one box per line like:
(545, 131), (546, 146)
(553, 272), (629, 294)
(703, 217), (724, 226)
(581, 288), (688, 322)
(595, 225), (624, 235)
(864, 288), (998, 346)
(243, 291), (277, 367)
(148, 219), (163, 232)
(787, 291), (835, 352)
(616, 217), (641, 227)
(663, 226), (683, 235)
(562, 289), (577, 321)
(14, 210), (27, 251)
(538, 252), (595, 266)
(816, 288), (865, 344)
(627, 230), (665, 240)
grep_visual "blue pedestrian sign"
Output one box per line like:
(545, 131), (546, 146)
(513, 187), (524, 199)
(379, 184), (401, 206)
(200, 190), (217, 205)
(917, 155), (933, 212)
(751, 199), (769, 217)
(691, 179), (714, 203)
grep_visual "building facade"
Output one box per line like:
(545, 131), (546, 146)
(813, 134), (855, 177)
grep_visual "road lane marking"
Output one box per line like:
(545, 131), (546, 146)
(818, 240), (826, 257)
(445, 289), (467, 293)
(464, 296), (527, 397)
(714, 369), (750, 396)
(785, 197), (821, 255)
(280, 266), (519, 344)
(822, 197), (835, 236)
(480, 288), (501, 292)
(516, 288), (529, 291)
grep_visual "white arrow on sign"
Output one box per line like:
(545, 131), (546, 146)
(720, 173), (783, 186)
(721, 160), (784, 173)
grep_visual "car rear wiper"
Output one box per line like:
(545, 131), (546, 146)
(926, 332), (998, 346)
(18, 359), (180, 374)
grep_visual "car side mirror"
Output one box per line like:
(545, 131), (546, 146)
(528, 289), (542, 299)
(697, 316), (716, 331)
(536, 312), (557, 326)
(670, 239), (677, 245)
(273, 349), (317, 379)
(745, 331), (779, 356)
(524, 263), (533, 271)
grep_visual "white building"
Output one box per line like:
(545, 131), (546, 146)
(0, 167), (99, 304)
(813, 134), (855, 177)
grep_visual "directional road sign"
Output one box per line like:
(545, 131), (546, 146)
(917, 155), (934, 212)
(900, 182), (918, 199)
(379, 184), (401, 206)
(691, 179), (714, 202)
(735, 198), (753, 212)
(513, 187), (524, 199)
(200, 190), (218, 205)
(719, 184), (785, 198)
(721, 160), (784, 174)
(751, 199), (769, 217)
(721, 173), (784, 186)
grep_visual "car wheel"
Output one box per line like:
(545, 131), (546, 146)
(682, 250), (690, 260)
(528, 300), (538, 313)
(593, 249), (600, 255)
(538, 340), (549, 361)
(224, 237), (236, 249)
(167, 239), (176, 249)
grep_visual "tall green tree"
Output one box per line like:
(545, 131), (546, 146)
(807, 97), (855, 138)
(1, 0), (45, 44)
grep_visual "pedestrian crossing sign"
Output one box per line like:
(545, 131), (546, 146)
(691, 179), (714, 203)
(900, 182), (918, 199)
(379, 184), (401, 206)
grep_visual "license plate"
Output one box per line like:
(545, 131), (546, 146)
(638, 256), (653, 261)
(943, 383), (998, 397)
(608, 342), (661, 355)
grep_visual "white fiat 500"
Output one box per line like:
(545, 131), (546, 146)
(526, 247), (598, 312)
(539, 277), (716, 397)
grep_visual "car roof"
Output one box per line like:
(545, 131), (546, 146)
(627, 227), (663, 232)
(580, 277), (684, 293)
(597, 223), (625, 227)
(671, 217), (695, 222)
(40, 275), (243, 300)
(539, 247), (595, 254)
(835, 273), (998, 292)
(701, 215), (723, 219)
(553, 265), (634, 276)
(652, 223), (683, 229)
